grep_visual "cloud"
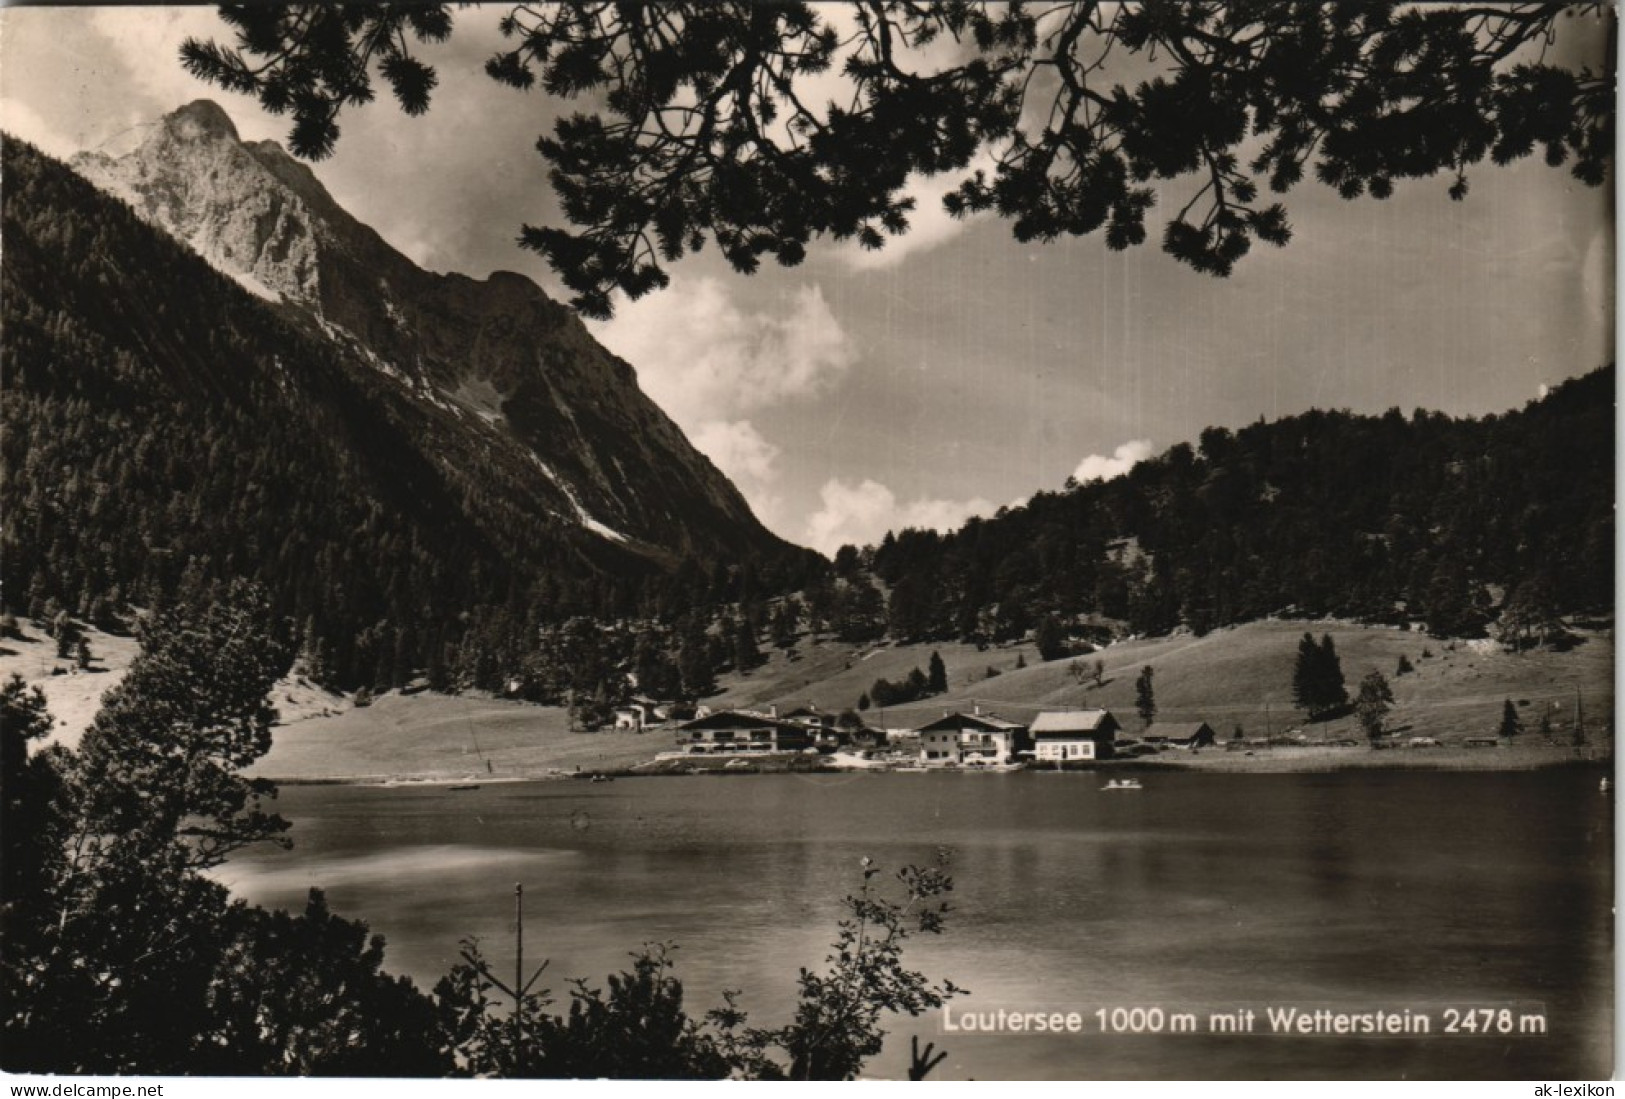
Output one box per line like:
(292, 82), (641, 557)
(89, 10), (213, 92)
(689, 419), (784, 528)
(804, 478), (997, 557)
(592, 277), (856, 429)
(84, 9), (269, 140)
(1072, 439), (1155, 484)
(690, 419), (780, 487)
(0, 97), (72, 158)
(2, 8), (294, 160)
(589, 275), (861, 542)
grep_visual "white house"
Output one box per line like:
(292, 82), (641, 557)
(915, 711), (1030, 767)
(675, 709), (813, 754)
(1031, 710), (1120, 761)
(612, 697), (669, 732)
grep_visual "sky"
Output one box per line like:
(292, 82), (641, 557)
(1, 5), (1613, 556)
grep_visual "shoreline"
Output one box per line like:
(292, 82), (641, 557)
(267, 747), (1611, 786)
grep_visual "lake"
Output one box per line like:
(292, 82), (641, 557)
(214, 770), (1613, 1080)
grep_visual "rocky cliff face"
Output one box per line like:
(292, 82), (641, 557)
(75, 102), (325, 303)
(71, 100), (782, 563)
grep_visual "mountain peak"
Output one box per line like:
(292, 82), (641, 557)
(57, 103), (795, 565)
(165, 100), (240, 143)
(72, 100), (392, 308)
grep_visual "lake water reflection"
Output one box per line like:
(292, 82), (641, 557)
(217, 769), (1613, 1079)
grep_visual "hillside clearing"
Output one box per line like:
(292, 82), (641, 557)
(250, 692), (658, 782)
(713, 620), (1614, 747)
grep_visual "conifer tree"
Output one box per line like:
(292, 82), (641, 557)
(1317, 635), (1348, 713)
(297, 615), (331, 685)
(1498, 699), (1522, 739)
(53, 615), (78, 662)
(1292, 633), (1349, 720)
(71, 580), (293, 872)
(1497, 577), (1563, 652)
(677, 617), (716, 697)
(1034, 616), (1067, 662)
(1355, 671), (1394, 743)
(1292, 633), (1321, 715)
(733, 616), (761, 674)
(771, 599), (800, 652)
(1135, 666), (1156, 729)
(0, 583), (453, 1075)
(1, 675), (59, 960)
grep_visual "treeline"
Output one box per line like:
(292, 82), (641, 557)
(0, 137), (819, 691)
(448, 576), (902, 724)
(857, 368), (1613, 647)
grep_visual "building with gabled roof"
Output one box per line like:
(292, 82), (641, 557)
(1030, 709), (1119, 761)
(915, 710), (1030, 767)
(613, 696), (674, 731)
(780, 704), (838, 730)
(1142, 721), (1216, 748)
(675, 709), (812, 754)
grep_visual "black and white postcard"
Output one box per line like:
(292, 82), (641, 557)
(0, 3), (1613, 1087)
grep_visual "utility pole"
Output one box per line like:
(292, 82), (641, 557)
(514, 883), (524, 1041)
(456, 883), (549, 1053)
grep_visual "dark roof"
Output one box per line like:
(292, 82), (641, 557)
(914, 711), (1028, 735)
(1143, 722), (1214, 739)
(1031, 710), (1118, 736)
(679, 709), (804, 733)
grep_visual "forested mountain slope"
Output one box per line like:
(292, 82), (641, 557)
(2, 132), (817, 688)
(858, 369), (1613, 646)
